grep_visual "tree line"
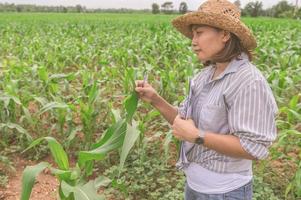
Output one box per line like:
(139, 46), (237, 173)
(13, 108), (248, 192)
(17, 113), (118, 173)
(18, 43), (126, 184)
(153, 0), (300, 19)
(0, 0), (300, 19)
(238, 0), (301, 19)
(0, 3), (149, 13)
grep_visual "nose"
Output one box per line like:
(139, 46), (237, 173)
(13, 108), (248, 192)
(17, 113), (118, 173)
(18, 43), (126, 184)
(191, 35), (198, 48)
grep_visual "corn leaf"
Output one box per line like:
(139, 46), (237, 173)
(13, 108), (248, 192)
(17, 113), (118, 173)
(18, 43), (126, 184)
(37, 101), (69, 116)
(61, 180), (105, 200)
(0, 122), (32, 141)
(22, 136), (69, 170)
(20, 162), (49, 200)
(119, 120), (140, 174)
(92, 119), (126, 149)
(123, 91), (138, 123)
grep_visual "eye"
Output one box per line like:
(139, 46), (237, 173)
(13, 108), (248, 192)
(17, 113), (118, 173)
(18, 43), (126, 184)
(196, 31), (203, 35)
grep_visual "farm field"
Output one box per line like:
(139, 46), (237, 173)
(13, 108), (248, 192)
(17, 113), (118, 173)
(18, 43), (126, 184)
(0, 13), (300, 200)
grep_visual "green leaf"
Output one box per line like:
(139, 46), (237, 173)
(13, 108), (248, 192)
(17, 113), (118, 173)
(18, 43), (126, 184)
(50, 167), (72, 182)
(22, 137), (45, 153)
(21, 162), (49, 200)
(78, 135), (124, 166)
(92, 119), (126, 149)
(22, 137), (69, 170)
(61, 180), (105, 200)
(78, 120), (127, 166)
(289, 94), (300, 109)
(119, 120), (140, 174)
(66, 126), (82, 144)
(111, 109), (121, 123)
(0, 122), (32, 141)
(22, 106), (33, 125)
(123, 91), (138, 123)
(49, 73), (74, 81)
(288, 109), (301, 122)
(295, 168), (301, 196)
(38, 67), (49, 83)
(87, 82), (100, 105)
(94, 176), (111, 189)
(37, 101), (69, 116)
(45, 137), (69, 170)
(33, 96), (48, 106)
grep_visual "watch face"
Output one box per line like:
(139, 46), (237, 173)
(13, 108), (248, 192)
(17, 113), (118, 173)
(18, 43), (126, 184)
(195, 137), (204, 145)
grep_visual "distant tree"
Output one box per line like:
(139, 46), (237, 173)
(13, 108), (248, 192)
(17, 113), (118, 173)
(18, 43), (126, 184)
(294, 0), (299, 17)
(233, 0), (241, 9)
(243, 1), (263, 17)
(75, 4), (83, 13)
(272, 0), (294, 17)
(62, 6), (68, 13)
(179, 2), (188, 14)
(161, 1), (173, 14)
(296, 7), (301, 18)
(16, 5), (22, 12)
(152, 3), (160, 14)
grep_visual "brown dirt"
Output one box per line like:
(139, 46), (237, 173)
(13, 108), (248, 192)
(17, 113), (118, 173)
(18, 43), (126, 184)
(0, 156), (58, 200)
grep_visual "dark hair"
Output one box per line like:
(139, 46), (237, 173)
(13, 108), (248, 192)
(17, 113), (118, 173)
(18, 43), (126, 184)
(191, 25), (254, 66)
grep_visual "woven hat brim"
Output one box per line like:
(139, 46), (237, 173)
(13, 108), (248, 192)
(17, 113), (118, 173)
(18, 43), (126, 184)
(172, 12), (257, 50)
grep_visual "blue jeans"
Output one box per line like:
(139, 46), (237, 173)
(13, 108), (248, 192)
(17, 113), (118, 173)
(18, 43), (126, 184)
(184, 180), (253, 200)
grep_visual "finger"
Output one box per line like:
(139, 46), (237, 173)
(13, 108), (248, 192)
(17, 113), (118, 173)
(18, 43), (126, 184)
(187, 118), (195, 125)
(135, 87), (147, 93)
(135, 80), (144, 87)
(174, 115), (182, 123)
(176, 114), (183, 120)
(137, 91), (143, 97)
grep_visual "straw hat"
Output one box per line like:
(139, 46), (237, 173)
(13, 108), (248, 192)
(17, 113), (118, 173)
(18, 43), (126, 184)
(172, 0), (257, 50)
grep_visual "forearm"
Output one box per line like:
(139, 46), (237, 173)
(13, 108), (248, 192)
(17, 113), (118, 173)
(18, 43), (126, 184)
(203, 132), (256, 160)
(151, 94), (178, 125)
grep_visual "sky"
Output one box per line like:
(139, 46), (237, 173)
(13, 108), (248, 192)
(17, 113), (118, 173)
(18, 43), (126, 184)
(0, 0), (297, 10)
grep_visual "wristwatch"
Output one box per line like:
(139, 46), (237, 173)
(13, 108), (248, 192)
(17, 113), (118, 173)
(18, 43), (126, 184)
(194, 129), (206, 145)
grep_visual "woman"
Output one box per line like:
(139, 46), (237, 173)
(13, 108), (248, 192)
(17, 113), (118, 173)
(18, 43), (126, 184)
(135, 0), (278, 199)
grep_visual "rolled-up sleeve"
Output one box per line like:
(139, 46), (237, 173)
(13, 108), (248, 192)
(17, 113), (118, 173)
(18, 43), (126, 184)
(228, 80), (278, 160)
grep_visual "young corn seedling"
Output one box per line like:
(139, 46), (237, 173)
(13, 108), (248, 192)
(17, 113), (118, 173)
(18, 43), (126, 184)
(20, 78), (140, 200)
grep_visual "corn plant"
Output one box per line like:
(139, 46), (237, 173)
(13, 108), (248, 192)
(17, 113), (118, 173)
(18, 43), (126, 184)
(1, 14), (301, 199)
(79, 73), (101, 150)
(21, 85), (140, 200)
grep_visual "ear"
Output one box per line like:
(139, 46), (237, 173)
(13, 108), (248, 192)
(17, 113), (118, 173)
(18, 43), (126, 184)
(221, 31), (231, 43)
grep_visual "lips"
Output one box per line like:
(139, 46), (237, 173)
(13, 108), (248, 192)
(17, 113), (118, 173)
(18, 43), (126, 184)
(193, 49), (202, 53)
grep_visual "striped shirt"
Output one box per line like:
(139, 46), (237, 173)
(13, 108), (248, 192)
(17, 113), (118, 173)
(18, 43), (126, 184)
(176, 53), (278, 175)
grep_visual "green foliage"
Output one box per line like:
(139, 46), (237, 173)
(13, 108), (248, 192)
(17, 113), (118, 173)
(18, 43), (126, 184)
(272, 0), (295, 18)
(0, 174), (8, 187)
(20, 79), (140, 199)
(152, 3), (160, 14)
(243, 1), (263, 17)
(103, 139), (186, 200)
(21, 162), (49, 200)
(179, 2), (188, 14)
(0, 14), (300, 199)
(253, 176), (281, 200)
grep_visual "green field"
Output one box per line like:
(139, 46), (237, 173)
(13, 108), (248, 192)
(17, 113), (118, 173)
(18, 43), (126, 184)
(0, 13), (300, 200)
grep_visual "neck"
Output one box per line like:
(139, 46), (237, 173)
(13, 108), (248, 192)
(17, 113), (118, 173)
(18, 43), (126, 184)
(215, 62), (230, 72)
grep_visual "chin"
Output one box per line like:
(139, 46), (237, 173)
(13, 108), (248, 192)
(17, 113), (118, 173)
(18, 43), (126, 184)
(196, 52), (212, 63)
(197, 54), (208, 62)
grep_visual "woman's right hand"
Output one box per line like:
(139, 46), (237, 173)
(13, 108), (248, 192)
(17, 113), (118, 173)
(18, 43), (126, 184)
(135, 80), (159, 104)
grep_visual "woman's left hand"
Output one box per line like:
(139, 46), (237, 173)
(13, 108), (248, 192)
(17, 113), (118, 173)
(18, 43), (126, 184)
(172, 115), (199, 143)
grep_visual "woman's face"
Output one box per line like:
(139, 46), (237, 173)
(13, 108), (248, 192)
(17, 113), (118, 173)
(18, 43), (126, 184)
(191, 25), (230, 62)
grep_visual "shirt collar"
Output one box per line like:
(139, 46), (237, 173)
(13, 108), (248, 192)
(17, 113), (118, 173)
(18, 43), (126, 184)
(206, 52), (249, 84)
